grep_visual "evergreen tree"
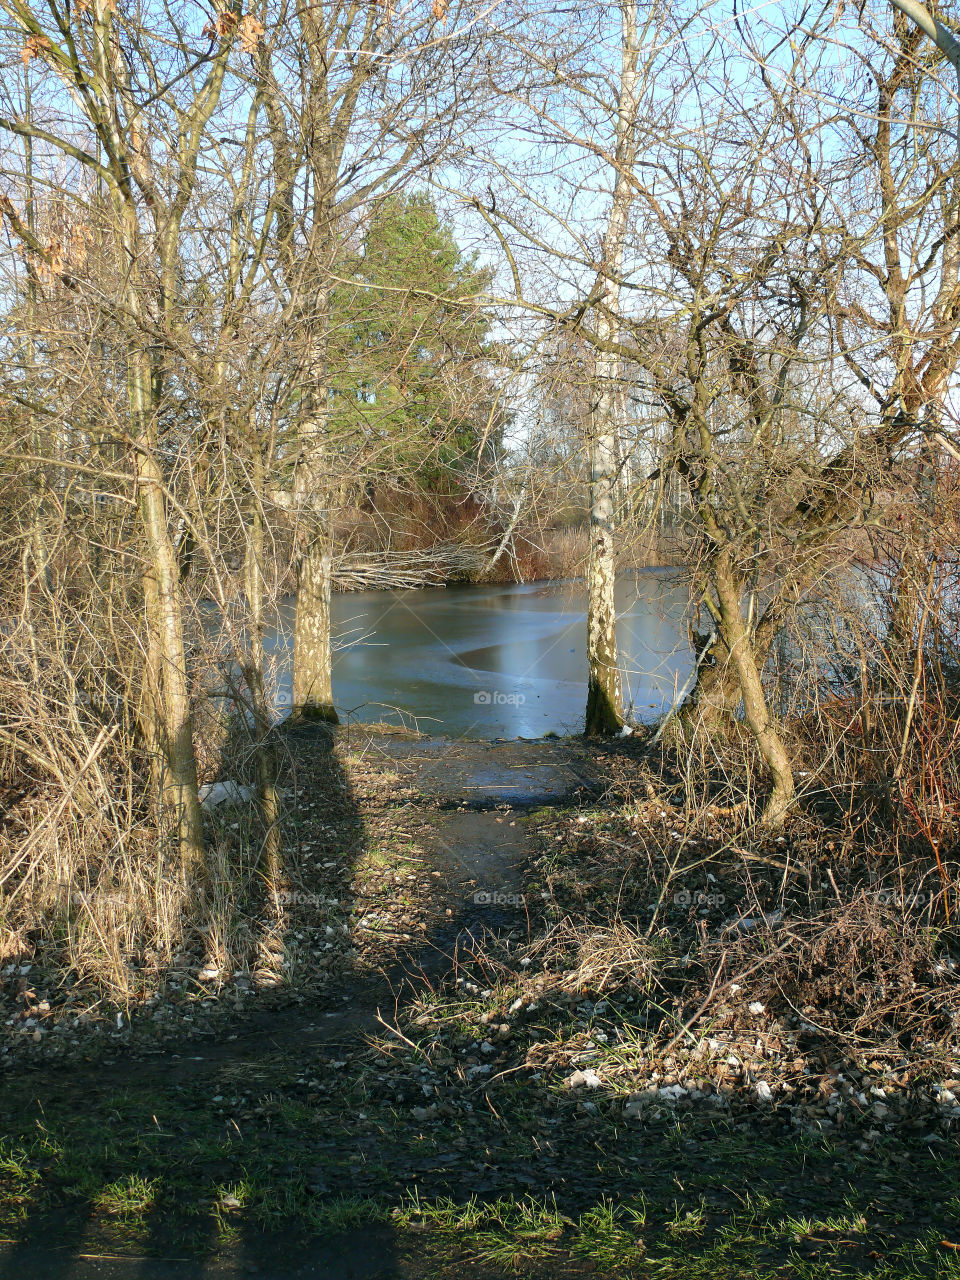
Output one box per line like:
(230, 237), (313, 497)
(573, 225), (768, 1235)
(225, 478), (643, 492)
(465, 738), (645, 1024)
(329, 194), (505, 493)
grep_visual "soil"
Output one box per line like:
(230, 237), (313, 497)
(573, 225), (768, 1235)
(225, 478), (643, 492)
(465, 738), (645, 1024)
(0, 733), (602, 1277)
(1, 729), (958, 1278)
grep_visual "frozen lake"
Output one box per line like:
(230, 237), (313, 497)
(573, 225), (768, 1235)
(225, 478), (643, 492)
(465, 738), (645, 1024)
(261, 570), (692, 737)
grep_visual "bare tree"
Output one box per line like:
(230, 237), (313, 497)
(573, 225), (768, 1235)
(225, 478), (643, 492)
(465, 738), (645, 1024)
(252, 0), (490, 720)
(580, 0), (645, 734)
(0, 0), (248, 872)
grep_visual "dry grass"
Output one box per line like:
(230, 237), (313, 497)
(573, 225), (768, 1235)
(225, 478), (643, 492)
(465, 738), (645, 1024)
(0, 597), (285, 999)
(0, 616), (186, 992)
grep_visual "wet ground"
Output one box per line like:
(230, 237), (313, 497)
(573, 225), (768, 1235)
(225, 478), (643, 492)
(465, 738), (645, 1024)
(0, 733), (600, 1279)
(0, 1229), (446, 1280)
(356, 734), (600, 808)
(3, 731), (958, 1279)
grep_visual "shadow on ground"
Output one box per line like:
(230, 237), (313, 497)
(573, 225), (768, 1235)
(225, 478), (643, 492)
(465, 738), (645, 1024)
(1, 731), (959, 1278)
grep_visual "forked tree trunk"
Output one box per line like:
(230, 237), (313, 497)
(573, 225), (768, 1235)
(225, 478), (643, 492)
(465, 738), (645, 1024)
(679, 595), (782, 740)
(485, 485), (527, 578)
(679, 629), (778, 735)
(677, 632), (741, 736)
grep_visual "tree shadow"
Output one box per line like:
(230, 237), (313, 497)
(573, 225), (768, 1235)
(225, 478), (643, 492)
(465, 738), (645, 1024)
(0, 727), (593, 1275)
(2, 728), (958, 1278)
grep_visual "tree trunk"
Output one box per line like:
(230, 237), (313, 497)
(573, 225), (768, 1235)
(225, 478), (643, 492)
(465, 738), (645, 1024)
(678, 632), (742, 736)
(584, 0), (640, 736)
(140, 563), (166, 805)
(292, 532), (337, 721)
(679, 602), (779, 738)
(485, 484), (526, 578)
(21, 80), (51, 654)
(291, 277), (339, 723)
(243, 486), (282, 896)
(586, 423), (624, 733)
(713, 555), (794, 827)
(131, 341), (206, 879)
(138, 465), (206, 875)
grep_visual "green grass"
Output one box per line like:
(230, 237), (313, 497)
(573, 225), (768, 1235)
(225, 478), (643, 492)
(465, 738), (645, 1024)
(383, 1192), (960, 1277)
(1, 1049), (959, 1276)
(94, 1174), (159, 1224)
(2, 1111), (960, 1277)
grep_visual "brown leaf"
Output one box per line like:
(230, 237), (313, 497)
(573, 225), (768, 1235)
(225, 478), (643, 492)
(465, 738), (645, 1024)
(431, 0), (449, 18)
(36, 238), (64, 284)
(68, 220), (92, 267)
(216, 9), (238, 37)
(21, 33), (52, 65)
(238, 13), (264, 53)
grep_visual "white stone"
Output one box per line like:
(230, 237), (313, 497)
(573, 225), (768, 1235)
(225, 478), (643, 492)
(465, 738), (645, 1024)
(567, 1068), (602, 1089)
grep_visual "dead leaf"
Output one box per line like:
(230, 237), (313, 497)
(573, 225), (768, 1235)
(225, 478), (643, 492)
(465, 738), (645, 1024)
(204, 9), (239, 38)
(21, 33), (52, 66)
(36, 239), (64, 284)
(216, 9), (238, 37)
(67, 220), (92, 267)
(431, 0), (449, 19)
(238, 13), (264, 53)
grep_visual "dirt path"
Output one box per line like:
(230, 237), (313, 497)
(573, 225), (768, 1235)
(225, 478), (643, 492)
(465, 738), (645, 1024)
(354, 733), (599, 808)
(2, 732), (958, 1279)
(4, 734), (596, 1090)
(0, 733), (607, 1279)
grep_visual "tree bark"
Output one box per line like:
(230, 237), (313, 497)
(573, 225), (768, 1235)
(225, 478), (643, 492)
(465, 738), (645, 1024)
(243, 479), (282, 895)
(137, 438), (206, 876)
(119, 180), (205, 875)
(584, 0), (640, 736)
(292, 534), (337, 721)
(677, 632), (741, 736)
(713, 554), (794, 827)
(586, 424), (624, 733)
(678, 620), (780, 738)
(291, 285), (339, 723)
